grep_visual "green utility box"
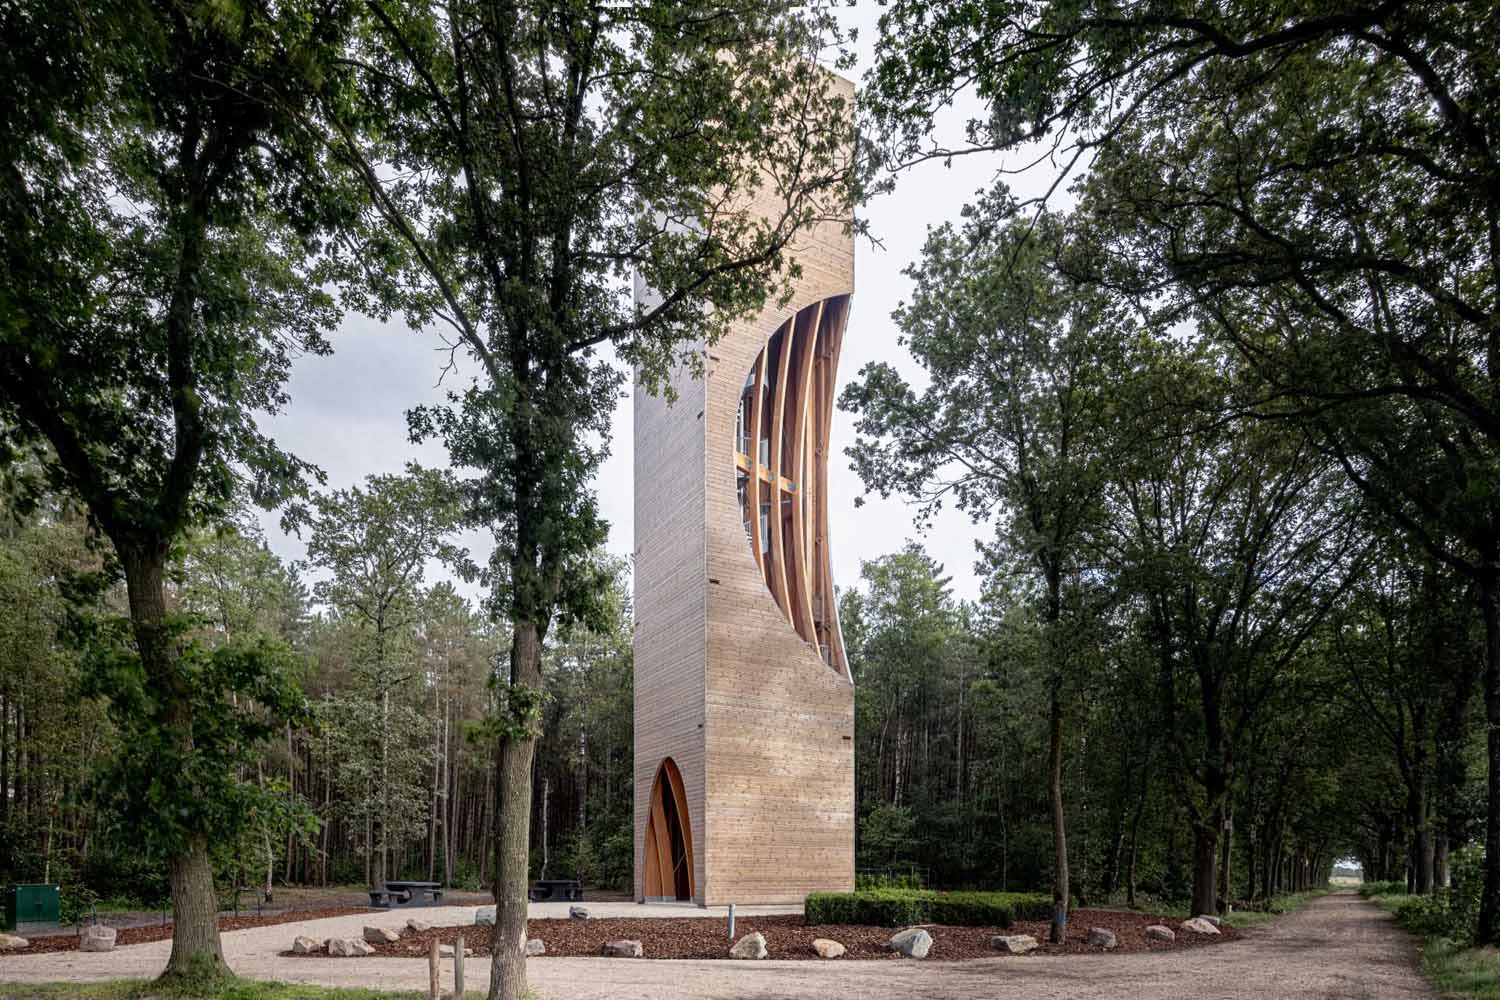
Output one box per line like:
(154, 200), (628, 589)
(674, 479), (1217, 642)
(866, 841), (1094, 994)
(3, 884), (60, 929)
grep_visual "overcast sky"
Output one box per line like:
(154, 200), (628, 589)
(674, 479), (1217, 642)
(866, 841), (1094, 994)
(254, 9), (1070, 608)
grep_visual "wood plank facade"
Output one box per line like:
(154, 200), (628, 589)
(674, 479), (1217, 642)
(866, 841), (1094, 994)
(632, 73), (855, 906)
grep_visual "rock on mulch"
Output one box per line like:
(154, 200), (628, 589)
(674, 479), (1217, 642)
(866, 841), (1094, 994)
(17, 907), (370, 955)
(286, 910), (1235, 962)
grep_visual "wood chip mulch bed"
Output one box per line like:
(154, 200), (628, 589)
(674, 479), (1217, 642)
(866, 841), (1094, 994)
(11, 907), (370, 955)
(283, 910), (1236, 962)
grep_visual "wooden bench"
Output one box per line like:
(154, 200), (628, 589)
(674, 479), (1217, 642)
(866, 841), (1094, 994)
(527, 879), (583, 902)
(369, 881), (444, 908)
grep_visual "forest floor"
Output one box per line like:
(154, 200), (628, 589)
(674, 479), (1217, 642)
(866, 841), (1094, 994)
(0, 892), (1435, 999)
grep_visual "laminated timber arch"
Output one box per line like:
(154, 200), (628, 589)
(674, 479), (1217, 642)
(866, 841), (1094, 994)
(734, 294), (852, 678)
(642, 757), (694, 901)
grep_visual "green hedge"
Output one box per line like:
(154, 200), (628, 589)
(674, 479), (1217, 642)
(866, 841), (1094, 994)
(805, 889), (1052, 928)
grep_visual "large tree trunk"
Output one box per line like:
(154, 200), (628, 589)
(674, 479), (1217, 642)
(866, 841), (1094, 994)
(1218, 810), (1233, 909)
(1435, 832), (1450, 890)
(1191, 822), (1218, 918)
(488, 621), (544, 1000)
(1474, 573), (1500, 945)
(1410, 742), (1433, 895)
(166, 837), (225, 977)
(122, 546), (227, 979)
(1187, 745), (1227, 914)
(1048, 675), (1069, 943)
(1436, 644), (1476, 892)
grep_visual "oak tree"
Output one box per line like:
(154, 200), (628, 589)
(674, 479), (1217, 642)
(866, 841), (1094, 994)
(0, 0), (353, 977)
(325, 4), (856, 994)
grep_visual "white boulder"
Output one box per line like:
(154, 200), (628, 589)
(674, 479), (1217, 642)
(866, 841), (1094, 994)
(1087, 927), (1117, 949)
(730, 932), (768, 959)
(291, 935), (323, 955)
(888, 927), (932, 959)
(329, 937), (375, 957)
(363, 925), (400, 944)
(79, 926), (115, 953)
(601, 939), (643, 958)
(991, 933), (1039, 955)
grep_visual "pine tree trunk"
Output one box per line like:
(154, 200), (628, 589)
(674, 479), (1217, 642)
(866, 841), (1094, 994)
(1126, 756), (1148, 908)
(1, 691), (9, 829)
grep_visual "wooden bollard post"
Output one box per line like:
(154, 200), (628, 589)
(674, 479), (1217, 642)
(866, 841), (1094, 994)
(428, 937), (440, 1000)
(454, 934), (466, 998)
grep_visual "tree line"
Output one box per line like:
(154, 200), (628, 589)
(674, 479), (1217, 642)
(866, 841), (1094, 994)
(852, 0), (1500, 946)
(0, 474), (634, 907)
(2, 1), (1497, 995)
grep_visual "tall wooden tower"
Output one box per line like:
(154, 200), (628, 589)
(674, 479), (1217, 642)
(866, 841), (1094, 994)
(631, 76), (856, 907)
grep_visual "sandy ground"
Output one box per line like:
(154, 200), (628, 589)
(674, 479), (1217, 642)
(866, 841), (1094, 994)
(0, 892), (1434, 999)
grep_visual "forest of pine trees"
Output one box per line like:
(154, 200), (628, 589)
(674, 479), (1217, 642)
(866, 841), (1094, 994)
(0, 471), (635, 905)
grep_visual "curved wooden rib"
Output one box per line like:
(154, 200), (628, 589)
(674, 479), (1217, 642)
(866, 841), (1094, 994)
(642, 757), (694, 900)
(746, 351), (765, 575)
(643, 812), (661, 895)
(788, 301), (822, 645)
(647, 782), (672, 896)
(666, 762), (694, 897)
(817, 298), (851, 679)
(734, 296), (851, 677)
(767, 321), (793, 615)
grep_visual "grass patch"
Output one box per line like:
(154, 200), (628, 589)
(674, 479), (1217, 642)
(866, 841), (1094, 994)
(1221, 890), (1331, 929)
(1409, 938), (1500, 999)
(1138, 889), (1329, 929)
(1366, 886), (1500, 997)
(0, 983), (491, 1000)
(1359, 880), (1410, 898)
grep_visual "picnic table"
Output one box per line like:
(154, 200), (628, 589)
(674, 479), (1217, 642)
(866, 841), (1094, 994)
(368, 880), (445, 908)
(527, 879), (583, 902)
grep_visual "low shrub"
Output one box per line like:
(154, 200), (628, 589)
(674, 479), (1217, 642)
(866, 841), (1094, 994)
(804, 889), (1051, 928)
(1386, 845), (1486, 943)
(1446, 845), (1484, 942)
(1358, 880), (1409, 898)
(1393, 894), (1452, 937)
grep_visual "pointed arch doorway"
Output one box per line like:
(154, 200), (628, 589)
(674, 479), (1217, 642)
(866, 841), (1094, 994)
(643, 757), (695, 901)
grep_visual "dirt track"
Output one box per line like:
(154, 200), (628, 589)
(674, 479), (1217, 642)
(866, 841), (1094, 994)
(0, 892), (1435, 999)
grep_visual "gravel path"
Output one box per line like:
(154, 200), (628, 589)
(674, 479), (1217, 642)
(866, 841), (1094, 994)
(0, 892), (1434, 999)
